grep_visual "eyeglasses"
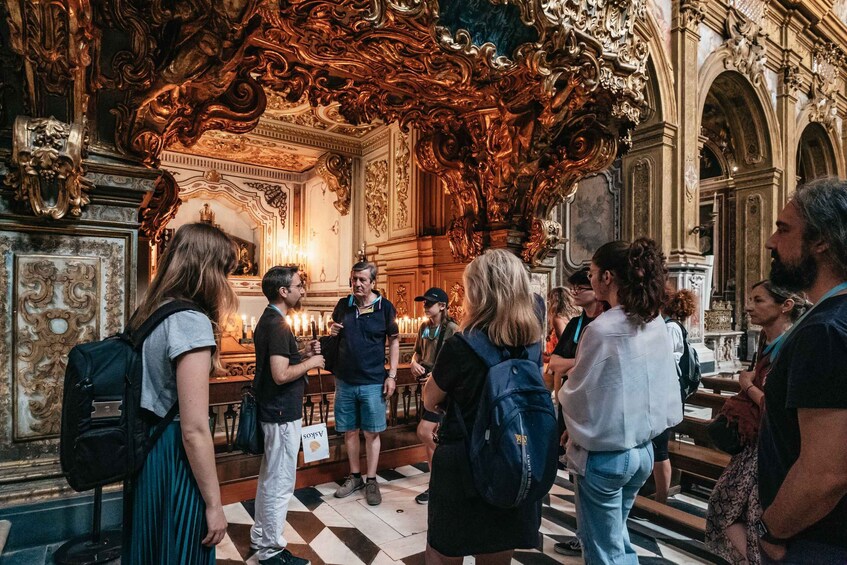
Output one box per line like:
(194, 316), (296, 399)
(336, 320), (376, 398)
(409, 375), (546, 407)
(570, 286), (592, 295)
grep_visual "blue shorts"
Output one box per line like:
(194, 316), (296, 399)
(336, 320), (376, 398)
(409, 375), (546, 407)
(334, 381), (387, 433)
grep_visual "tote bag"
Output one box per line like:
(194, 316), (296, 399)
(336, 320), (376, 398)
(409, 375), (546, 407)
(234, 386), (264, 455)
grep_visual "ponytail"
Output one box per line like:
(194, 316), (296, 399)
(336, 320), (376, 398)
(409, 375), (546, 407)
(593, 238), (668, 323)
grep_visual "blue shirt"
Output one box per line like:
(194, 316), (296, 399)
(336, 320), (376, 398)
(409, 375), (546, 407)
(331, 292), (399, 385)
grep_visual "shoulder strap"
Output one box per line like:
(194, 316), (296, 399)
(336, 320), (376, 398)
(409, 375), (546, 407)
(130, 299), (201, 350)
(435, 322), (448, 356)
(456, 330), (509, 368)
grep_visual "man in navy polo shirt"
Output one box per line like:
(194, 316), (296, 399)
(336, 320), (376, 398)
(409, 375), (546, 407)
(330, 261), (400, 506)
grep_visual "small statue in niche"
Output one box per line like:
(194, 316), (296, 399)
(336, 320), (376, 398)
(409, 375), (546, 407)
(199, 202), (215, 224)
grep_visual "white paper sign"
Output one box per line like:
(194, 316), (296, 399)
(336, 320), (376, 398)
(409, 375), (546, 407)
(301, 422), (330, 463)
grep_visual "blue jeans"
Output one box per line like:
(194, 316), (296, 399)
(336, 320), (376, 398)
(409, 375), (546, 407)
(576, 442), (654, 565)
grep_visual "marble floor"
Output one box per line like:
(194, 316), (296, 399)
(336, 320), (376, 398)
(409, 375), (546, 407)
(216, 464), (723, 565)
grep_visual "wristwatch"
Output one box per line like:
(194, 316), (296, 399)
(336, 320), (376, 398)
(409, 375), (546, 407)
(386, 373), (397, 380)
(754, 518), (788, 545)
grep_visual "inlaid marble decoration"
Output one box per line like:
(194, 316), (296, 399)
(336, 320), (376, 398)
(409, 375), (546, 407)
(0, 231), (127, 447)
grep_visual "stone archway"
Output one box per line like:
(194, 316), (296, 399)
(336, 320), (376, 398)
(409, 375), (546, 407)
(697, 70), (778, 358)
(796, 123), (840, 185)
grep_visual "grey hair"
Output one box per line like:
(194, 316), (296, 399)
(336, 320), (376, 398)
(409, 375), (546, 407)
(351, 261), (378, 282)
(793, 178), (847, 278)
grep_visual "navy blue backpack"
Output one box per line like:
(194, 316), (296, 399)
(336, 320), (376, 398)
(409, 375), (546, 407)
(453, 331), (559, 508)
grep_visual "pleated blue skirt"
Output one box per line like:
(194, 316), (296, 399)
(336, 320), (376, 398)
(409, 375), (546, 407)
(122, 421), (216, 565)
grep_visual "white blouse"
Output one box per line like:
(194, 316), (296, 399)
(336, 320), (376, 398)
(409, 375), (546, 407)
(558, 306), (683, 475)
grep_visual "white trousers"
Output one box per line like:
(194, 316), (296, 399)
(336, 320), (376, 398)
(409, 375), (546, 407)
(250, 419), (302, 560)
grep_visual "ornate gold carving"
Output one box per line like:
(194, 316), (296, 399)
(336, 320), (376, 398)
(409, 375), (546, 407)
(314, 153), (352, 216)
(808, 44), (845, 132)
(705, 300), (733, 332)
(448, 282), (465, 322)
(170, 131), (319, 172)
(679, 0), (707, 31)
(723, 4), (767, 86)
(365, 159), (389, 238)
(244, 181), (289, 228)
(16, 256), (98, 439)
(781, 63), (802, 98)
(139, 170), (181, 244)
(5, 116), (94, 220)
(632, 158), (652, 236)
(522, 218), (562, 266)
(103, 0), (267, 166)
(395, 284), (409, 318)
(394, 131), (410, 229)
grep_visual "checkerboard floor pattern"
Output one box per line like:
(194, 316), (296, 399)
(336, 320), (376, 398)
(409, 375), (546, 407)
(217, 465), (722, 564)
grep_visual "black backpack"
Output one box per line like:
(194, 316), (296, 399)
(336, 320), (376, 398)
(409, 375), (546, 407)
(667, 319), (701, 400)
(453, 331), (558, 509)
(60, 300), (200, 492)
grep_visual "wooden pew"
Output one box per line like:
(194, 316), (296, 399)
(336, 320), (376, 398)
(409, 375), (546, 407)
(700, 376), (741, 394)
(668, 440), (731, 485)
(631, 495), (707, 541)
(686, 390), (729, 418)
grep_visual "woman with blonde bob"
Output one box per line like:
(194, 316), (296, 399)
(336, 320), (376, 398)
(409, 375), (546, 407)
(423, 249), (544, 564)
(122, 222), (238, 564)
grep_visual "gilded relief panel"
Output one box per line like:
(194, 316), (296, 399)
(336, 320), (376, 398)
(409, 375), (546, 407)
(14, 255), (100, 440)
(392, 129), (412, 234)
(365, 158), (389, 241)
(0, 231), (126, 454)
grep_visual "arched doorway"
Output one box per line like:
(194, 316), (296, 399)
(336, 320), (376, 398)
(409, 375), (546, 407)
(796, 123), (838, 185)
(697, 71), (775, 362)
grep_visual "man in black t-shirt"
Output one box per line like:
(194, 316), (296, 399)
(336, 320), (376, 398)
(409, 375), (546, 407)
(250, 266), (324, 565)
(757, 180), (847, 564)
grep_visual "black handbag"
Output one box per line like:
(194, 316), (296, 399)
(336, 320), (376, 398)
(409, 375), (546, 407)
(706, 414), (743, 455)
(319, 335), (340, 373)
(234, 385), (264, 455)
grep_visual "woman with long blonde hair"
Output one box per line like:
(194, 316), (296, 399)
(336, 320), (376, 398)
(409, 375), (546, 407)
(423, 249), (544, 564)
(123, 222), (238, 564)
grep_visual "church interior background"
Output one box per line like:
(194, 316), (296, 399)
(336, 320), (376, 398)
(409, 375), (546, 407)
(0, 0), (846, 562)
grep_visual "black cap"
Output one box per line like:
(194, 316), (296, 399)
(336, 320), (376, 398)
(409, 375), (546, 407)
(414, 287), (448, 304)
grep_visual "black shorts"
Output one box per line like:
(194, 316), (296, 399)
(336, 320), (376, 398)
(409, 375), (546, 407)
(651, 428), (671, 462)
(421, 408), (443, 423)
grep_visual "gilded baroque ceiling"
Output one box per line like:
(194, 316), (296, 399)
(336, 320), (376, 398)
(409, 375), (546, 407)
(263, 90), (382, 138)
(169, 130), (323, 173)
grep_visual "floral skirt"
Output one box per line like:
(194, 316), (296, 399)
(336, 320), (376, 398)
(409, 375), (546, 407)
(706, 443), (761, 565)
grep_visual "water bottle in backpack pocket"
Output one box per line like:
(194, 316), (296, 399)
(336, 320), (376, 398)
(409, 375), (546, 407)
(453, 331), (559, 509)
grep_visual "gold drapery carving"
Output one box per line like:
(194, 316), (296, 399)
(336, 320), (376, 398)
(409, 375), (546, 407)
(5, 116), (94, 219)
(314, 153), (352, 216)
(394, 131), (410, 229)
(448, 282), (464, 322)
(139, 170), (181, 244)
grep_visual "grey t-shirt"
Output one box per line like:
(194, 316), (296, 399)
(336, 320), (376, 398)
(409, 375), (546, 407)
(141, 310), (217, 418)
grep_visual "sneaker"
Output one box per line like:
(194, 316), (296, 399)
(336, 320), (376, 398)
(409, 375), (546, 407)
(365, 479), (382, 506)
(554, 537), (582, 556)
(259, 548), (310, 565)
(415, 489), (429, 504)
(334, 475), (364, 498)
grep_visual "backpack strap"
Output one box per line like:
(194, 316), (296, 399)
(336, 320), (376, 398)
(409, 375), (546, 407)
(456, 330), (541, 368)
(130, 299), (203, 443)
(130, 299), (201, 350)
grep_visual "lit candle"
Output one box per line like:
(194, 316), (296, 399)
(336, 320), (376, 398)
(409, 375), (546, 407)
(250, 316), (256, 332)
(325, 313), (332, 333)
(318, 315), (324, 335)
(285, 315), (293, 328)
(241, 314), (247, 340)
(293, 316), (300, 336)
(301, 313), (308, 336)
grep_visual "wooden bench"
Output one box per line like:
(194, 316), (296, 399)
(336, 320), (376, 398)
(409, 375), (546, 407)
(686, 390), (729, 418)
(672, 415), (713, 446)
(700, 376), (741, 394)
(631, 495), (706, 541)
(667, 440), (731, 484)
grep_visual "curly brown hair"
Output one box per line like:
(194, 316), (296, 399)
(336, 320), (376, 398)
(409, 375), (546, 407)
(663, 288), (698, 321)
(592, 238), (668, 323)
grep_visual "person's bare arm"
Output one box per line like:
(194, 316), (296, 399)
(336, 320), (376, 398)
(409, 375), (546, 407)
(384, 335), (400, 396)
(548, 354), (575, 380)
(762, 408), (847, 538)
(176, 348), (226, 546)
(270, 353), (324, 385)
(553, 316), (567, 338)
